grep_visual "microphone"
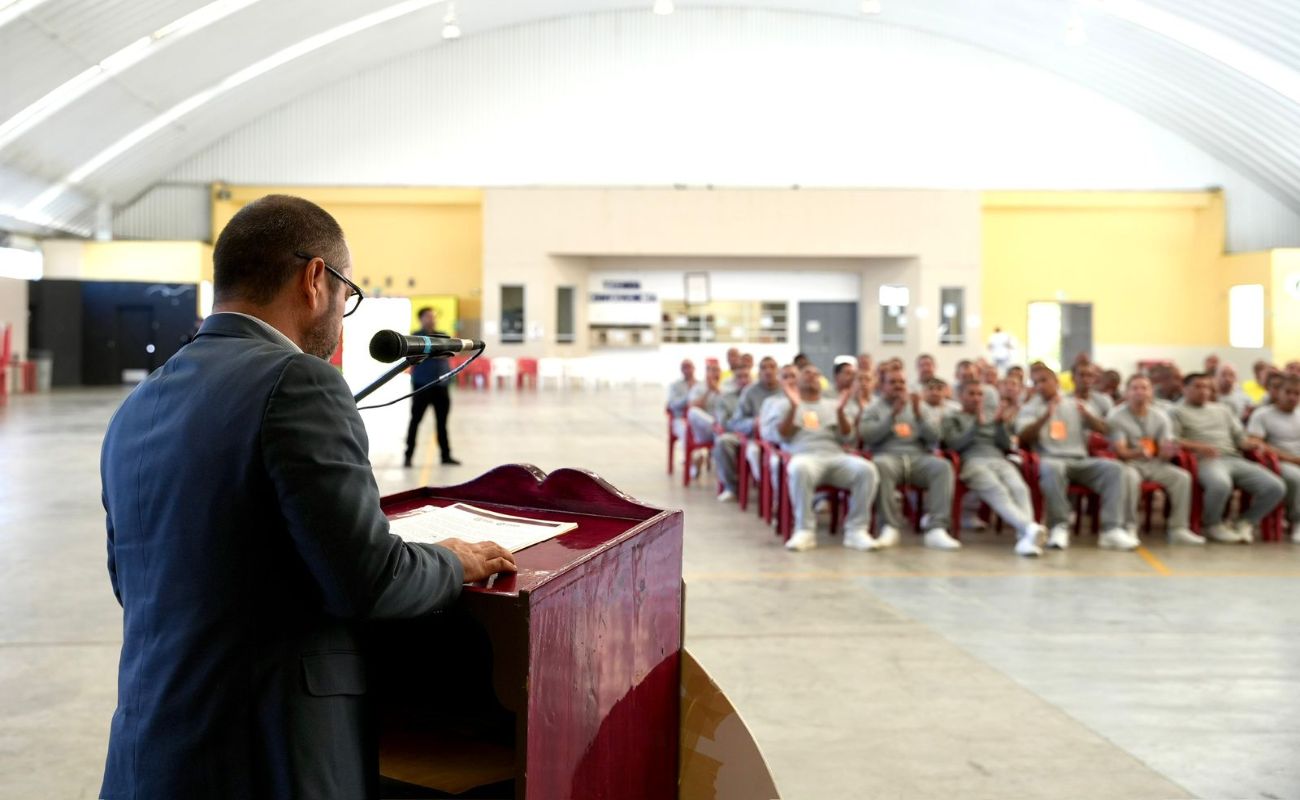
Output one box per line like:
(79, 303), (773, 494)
(368, 330), (484, 363)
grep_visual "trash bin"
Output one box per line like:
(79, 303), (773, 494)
(29, 350), (53, 393)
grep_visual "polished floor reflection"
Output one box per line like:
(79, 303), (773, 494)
(1, 385), (1297, 799)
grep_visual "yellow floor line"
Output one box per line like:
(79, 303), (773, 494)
(1135, 546), (1173, 576)
(417, 439), (435, 487)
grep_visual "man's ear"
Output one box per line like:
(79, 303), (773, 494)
(300, 257), (327, 311)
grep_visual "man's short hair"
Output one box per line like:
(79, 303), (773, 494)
(956, 359), (973, 370)
(917, 353), (934, 364)
(416, 306), (434, 318)
(1034, 366), (1057, 380)
(1125, 373), (1151, 388)
(925, 378), (947, 389)
(759, 356), (777, 367)
(833, 362), (855, 377)
(1283, 374), (1300, 389)
(958, 380), (982, 395)
(1183, 372), (1208, 386)
(213, 195), (347, 305)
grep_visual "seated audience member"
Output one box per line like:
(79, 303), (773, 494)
(1099, 369), (1123, 406)
(1260, 369), (1285, 407)
(1204, 354), (1220, 376)
(1242, 360), (1271, 404)
(978, 360), (999, 387)
(667, 359), (698, 440)
(1016, 367), (1134, 551)
(760, 365), (803, 508)
(956, 359), (1000, 416)
(1215, 364), (1251, 419)
(857, 353), (874, 378)
(1106, 376), (1202, 545)
(775, 366), (879, 552)
(1245, 373), (1300, 542)
(913, 354), (938, 392)
(1288, 361), (1300, 378)
(942, 381), (1046, 556)
(833, 361), (857, 394)
(1071, 363), (1114, 417)
(686, 362), (741, 467)
(721, 350), (750, 392)
(843, 369), (876, 425)
(1148, 363), (1183, 408)
(793, 353), (810, 369)
(714, 357), (782, 502)
(859, 370), (960, 550)
(1171, 373), (1285, 543)
(920, 378), (959, 429)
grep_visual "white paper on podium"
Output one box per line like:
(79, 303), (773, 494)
(388, 502), (576, 553)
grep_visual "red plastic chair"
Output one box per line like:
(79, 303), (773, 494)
(666, 409), (680, 475)
(1176, 448), (1283, 540)
(680, 418), (714, 488)
(456, 357), (492, 390)
(516, 358), (539, 389)
(1091, 437), (1171, 534)
(1018, 445), (1103, 536)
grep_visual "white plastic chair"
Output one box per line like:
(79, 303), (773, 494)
(538, 357), (565, 390)
(490, 357), (518, 390)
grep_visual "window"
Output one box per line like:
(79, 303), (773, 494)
(659, 300), (788, 344)
(1229, 284), (1265, 348)
(879, 284), (908, 345)
(939, 287), (965, 345)
(500, 285), (524, 343)
(556, 286), (575, 344)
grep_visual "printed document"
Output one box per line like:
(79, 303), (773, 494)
(388, 502), (576, 552)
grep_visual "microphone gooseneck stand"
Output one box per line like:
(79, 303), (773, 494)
(352, 345), (487, 409)
(353, 358), (426, 404)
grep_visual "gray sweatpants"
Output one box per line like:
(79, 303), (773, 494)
(687, 407), (716, 445)
(960, 457), (1034, 534)
(1282, 462), (1300, 523)
(873, 453), (955, 531)
(1197, 455), (1286, 526)
(713, 433), (741, 494)
(1038, 456), (1125, 530)
(787, 453), (879, 533)
(1120, 460), (1191, 530)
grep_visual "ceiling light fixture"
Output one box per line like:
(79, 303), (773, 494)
(860, 0), (882, 14)
(19, 0), (443, 221)
(0, 0), (52, 31)
(1085, 0), (1300, 104)
(653, 0), (674, 15)
(0, 0), (266, 155)
(441, 1), (460, 39)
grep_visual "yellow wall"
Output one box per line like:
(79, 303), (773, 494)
(1222, 251), (1274, 351)
(211, 186), (483, 326)
(982, 191), (1225, 350)
(43, 240), (211, 284)
(1270, 249), (1300, 358)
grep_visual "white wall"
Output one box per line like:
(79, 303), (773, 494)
(156, 9), (1300, 251)
(481, 188), (980, 365)
(0, 277), (28, 362)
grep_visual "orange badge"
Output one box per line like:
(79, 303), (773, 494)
(802, 411), (821, 430)
(894, 422), (913, 438)
(1049, 419), (1068, 441)
(1140, 438), (1157, 458)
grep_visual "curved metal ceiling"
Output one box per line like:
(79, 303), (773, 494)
(1, 0), (1298, 237)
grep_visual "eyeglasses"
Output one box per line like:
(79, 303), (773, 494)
(294, 251), (364, 317)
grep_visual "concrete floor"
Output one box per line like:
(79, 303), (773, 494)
(2, 384), (1298, 799)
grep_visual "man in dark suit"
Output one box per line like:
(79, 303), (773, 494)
(404, 306), (459, 467)
(99, 194), (515, 799)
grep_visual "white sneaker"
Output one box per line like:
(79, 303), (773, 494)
(1292, 526), (1300, 544)
(1046, 524), (1071, 550)
(923, 528), (962, 550)
(875, 524), (901, 549)
(716, 489), (736, 503)
(919, 513), (932, 530)
(1099, 527), (1140, 551)
(842, 528), (878, 551)
(1206, 523), (1246, 544)
(785, 529), (817, 552)
(1234, 519), (1256, 543)
(1168, 527), (1206, 545)
(1014, 528), (1043, 557)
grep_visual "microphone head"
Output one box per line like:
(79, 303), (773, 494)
(368, 330), (405, 363)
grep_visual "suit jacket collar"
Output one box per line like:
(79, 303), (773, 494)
(198, 312), (302, 353)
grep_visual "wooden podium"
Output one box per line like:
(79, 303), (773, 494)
(374, 464), (684, 800)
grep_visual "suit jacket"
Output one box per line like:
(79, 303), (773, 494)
(99, 313), (463, 799)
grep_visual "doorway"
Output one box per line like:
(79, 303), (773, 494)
(1026, 302), (1092, 373)
(115, 305), (155, 382)
(798, 302), (859, 378)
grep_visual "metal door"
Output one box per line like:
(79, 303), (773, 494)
(1060, 303), (1093, 368)
(115, 305), (155, 382)
(798, 302), (858, 378)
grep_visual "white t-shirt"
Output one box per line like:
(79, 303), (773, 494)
(1246, 404), (1300, 455)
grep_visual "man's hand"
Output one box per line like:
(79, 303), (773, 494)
(437, 538), (517, 583)
(909, 393), (922, 420)
(837, 388), (852, 411)
(782, 382), (801, 406)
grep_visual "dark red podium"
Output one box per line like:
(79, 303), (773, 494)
(374, 464), (684, 799)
